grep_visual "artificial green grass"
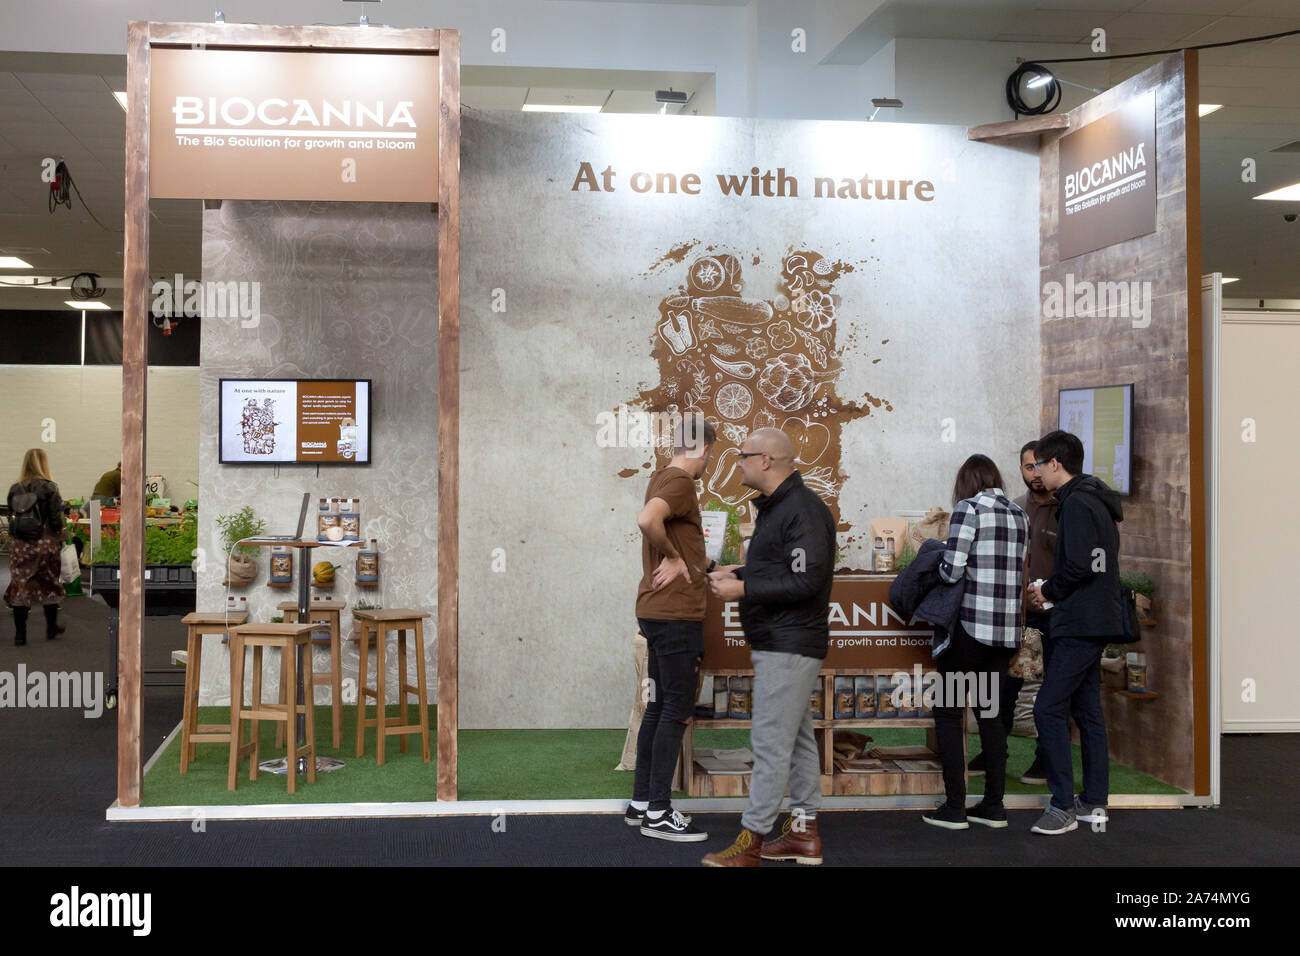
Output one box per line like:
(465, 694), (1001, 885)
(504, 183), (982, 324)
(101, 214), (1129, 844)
(140, 706), (1182, 806)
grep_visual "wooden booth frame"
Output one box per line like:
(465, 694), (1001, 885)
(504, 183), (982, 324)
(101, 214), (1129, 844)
(118, 22), (461, 807)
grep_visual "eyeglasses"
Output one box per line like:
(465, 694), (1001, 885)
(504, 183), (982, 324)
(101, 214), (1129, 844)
(736, 450), (766, 460)
(1032, 460), (1051, 471)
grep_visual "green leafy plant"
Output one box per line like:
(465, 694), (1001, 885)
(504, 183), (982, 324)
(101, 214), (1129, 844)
(1119, 570), (1155, 598)
(893, 541), (918, 571)
(700, 497), (745, 566)
(91, 516), (198, 566)
(270, 615), (284, 624)
(352, 597), (380, 620)
(215, 506), (266, 557)
(1103, 643), (1125, 660)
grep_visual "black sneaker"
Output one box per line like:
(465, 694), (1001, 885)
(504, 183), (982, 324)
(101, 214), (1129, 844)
(640, 809), (708, 842)
(967, 752), (986, 776)
(625, 806), (691, 827)
(921, 803), (969, 830)
(1019, 756), (1047, 785)
(967, 802), (1008, 828)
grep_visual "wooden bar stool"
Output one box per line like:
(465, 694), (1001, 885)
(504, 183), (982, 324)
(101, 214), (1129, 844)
(227, 622), (318, 794)
(354, 609), (432, 765)
(179, 611), (248, 773)
(276, 599), (345, 749)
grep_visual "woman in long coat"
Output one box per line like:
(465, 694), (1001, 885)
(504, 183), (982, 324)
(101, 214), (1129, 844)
(6, 448), (67, 645)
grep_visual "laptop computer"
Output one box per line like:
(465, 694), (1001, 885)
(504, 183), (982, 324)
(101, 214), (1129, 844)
(245, 492), (311, 542)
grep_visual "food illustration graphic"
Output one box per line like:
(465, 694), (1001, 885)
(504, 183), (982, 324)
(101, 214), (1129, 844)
(630, 250), (887, 525)
(240, 398), (279, 456)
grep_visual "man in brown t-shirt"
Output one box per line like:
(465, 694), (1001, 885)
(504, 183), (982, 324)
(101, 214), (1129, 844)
(630, 414), (716, 842)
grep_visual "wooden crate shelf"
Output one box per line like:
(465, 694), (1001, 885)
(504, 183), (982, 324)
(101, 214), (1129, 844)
(683, 668), (960, 798)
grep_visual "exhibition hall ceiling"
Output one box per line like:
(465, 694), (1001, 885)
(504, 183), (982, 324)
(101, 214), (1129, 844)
(0, 0), (1298, 310)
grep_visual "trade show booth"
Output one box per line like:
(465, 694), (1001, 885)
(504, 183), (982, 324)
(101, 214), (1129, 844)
(109, 21), (1212, 820)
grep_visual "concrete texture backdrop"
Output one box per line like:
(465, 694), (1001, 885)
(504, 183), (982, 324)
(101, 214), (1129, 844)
(197, 200), (438, 707)
(459, 112), (1040, 728)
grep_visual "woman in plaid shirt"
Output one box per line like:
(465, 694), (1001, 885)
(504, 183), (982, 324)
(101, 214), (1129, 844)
(922, 454), (1029, 831)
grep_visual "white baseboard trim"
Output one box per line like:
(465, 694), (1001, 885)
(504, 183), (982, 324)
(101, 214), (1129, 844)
(105, 791), (1208, 823)
(1222, 719), (1300, 733)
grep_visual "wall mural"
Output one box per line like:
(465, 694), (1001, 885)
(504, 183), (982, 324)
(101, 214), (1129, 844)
(629, 248), (891, 529)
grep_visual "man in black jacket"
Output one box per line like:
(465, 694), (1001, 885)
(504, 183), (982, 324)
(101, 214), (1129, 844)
(701, 428), (836, 866)
(1028, 430), (1124, 835)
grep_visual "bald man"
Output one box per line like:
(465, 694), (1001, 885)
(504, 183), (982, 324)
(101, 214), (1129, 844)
(701, 428), (837, 867)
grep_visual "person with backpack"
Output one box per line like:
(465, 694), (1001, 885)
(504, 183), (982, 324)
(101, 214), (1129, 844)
(6, 448), (68, 646)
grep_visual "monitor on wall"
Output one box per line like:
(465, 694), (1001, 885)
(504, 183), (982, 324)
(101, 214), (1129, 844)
(1058, 383), (1134, 495)
(219, 378), (372, 465)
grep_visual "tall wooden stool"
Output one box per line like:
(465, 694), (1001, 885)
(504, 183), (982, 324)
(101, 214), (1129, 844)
(276, 599), (345, 749)
(354, 609), (432, 765)
(179, 611), (248, 773)
(227, 622), (318, 794)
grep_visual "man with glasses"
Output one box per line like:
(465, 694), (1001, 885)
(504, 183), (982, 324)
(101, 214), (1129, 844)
(1027, 430), (1124, 835)
(700, 428), (836, 866)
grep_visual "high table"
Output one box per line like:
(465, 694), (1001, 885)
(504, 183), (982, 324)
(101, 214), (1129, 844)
(243, 537), (359, 775)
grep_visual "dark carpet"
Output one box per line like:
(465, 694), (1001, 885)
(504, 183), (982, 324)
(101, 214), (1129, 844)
(1, 593), (1296, 867)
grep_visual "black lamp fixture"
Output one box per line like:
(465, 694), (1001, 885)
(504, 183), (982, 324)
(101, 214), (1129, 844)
(1006, 62), (1105, 118)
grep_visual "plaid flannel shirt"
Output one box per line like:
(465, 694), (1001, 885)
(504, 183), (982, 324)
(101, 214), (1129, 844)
(937, 487), (1029, 649)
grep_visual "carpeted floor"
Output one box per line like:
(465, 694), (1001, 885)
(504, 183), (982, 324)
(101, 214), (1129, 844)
(1, 592), (1295, 866)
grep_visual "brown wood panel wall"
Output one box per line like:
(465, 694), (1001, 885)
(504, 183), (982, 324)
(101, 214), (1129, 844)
(1037, 52), (1203, 793)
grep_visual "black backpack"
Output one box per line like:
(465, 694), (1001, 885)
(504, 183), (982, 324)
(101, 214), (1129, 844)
(8, 482), (45, 541)
(1116, 586), (1141, 644)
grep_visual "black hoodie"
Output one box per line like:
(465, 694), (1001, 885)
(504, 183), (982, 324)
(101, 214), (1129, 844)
(1040, 474), (1124, 640)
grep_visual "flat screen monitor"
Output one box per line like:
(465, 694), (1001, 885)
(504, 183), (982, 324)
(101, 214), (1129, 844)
(1058, 383), (1133, 495)
(219, 379), (372, 464)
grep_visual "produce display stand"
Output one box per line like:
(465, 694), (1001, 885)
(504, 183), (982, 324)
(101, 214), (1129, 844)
(91, 563), (197, 710)
(687, 572), (960, 798)
(683, 667), (950, 798)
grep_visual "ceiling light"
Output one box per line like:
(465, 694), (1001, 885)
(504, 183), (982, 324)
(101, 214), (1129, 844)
(66, 300), (111, 310)
(0, 256), (33, 269)
(521, 104), (603, 113)
(1253, 182), (1300, 201)
(655, 90), (688, 106)
(1220, 277), (1239, 284)
(1198, 104), (1222, 117)
(114, 91), (128, 112)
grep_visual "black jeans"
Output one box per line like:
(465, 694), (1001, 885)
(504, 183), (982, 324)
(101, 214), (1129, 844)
(933, 624), (1015, 809)
(633, 619), (703, 811)
(1034, 635), (1108, 810)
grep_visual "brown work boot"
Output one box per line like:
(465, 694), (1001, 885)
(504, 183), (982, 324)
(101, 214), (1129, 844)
(700, 828), (764, 867)
(761, 814), (823, 865)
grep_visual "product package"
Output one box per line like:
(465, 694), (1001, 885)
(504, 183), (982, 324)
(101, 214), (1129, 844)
(1126, 652), (1148, 693)
(906, 507), (951, 554)
(854, 675), (876, 718)
(269, 546), (293, 585)
(339, 498), (361, 541)
(809, 686), (825, 718)
(728, 676), (752, 720)
(713, 677), (729, 719)
(876, 675), (899, 718)
(869, 518), (908, 572)
(834, 676), (856, 719)
(356, 539), (379, 584)
(317, 497), (340, 542)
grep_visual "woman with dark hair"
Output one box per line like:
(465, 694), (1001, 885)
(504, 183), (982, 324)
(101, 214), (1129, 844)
(921, 454), (1028, 831)
(5, 448), (68, 646)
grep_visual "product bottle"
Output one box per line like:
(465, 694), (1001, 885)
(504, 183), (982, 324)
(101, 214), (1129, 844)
(356, 538), (379, 584)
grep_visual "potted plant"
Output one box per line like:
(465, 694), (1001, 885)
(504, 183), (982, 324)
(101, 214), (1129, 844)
(701, 497), (745, 566)
(352, 597), (380, 620)
(215, 506), (265, 587)
(1120, 570), (1156, 624)
(1101, 644), (1125, 673)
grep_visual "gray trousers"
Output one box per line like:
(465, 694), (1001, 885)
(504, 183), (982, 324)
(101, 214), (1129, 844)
(742, 649), (823, 835)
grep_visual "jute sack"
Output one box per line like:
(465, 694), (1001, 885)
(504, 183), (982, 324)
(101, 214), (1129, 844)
(224, 552), (258, 586)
